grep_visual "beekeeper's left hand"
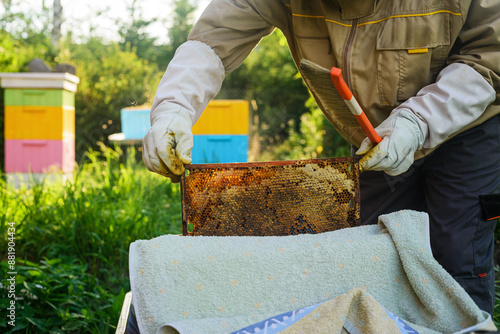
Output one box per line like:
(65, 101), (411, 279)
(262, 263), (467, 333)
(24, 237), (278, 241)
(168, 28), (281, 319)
(355, 109), (424, 176)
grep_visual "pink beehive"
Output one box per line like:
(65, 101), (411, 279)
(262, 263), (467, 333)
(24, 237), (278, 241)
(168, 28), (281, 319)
(5, 139), (75, 173)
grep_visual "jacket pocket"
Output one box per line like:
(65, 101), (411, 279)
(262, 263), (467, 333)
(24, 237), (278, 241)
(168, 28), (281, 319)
(296, 36), (335, 68)
(479, 194), (500, 221)
(376, 12), (452, 106)
(292, 10), (337, 69)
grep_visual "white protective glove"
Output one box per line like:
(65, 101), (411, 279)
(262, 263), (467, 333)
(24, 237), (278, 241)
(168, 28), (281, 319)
(142, 104), (193, 183)
(355, 109), (424, 176)
(356, 63), (496, 176)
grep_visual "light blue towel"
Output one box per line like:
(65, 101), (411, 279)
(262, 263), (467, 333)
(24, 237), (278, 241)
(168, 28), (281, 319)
(129, 210), (494, 334)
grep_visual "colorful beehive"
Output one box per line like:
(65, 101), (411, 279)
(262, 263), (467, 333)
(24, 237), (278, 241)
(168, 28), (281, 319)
(120, 105), (151, 140)
(118, 100), (249, 163)
(0, 72), (79, 186)
(192, 100), (249, 163)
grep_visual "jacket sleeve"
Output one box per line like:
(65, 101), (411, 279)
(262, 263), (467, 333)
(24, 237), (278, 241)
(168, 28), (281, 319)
(448, 0), (500, 90)
(151, 0), (289, 124)
(395, 0), (499, 150)
(188, 0), (289, 73)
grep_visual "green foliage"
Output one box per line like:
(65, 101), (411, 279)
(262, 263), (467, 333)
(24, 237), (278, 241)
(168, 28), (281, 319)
(0, 30), (43, 72)
(118, 0), (196, 72)
(155, 0), (197, 71)
(120, 18), (160, 66)
(0, 145), (182, 333)
(0, 258), (119, 333)
(0, 144), (181, 268)
(259, 96), (351, 161)
(0, 1), (51, 48)
(263, 97), (324, 161)
(60, 38), (162, 162)
(167, 0), (196, 50)
(118, 0), (161, 67)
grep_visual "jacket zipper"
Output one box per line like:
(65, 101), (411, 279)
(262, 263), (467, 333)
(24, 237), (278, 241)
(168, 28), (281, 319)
(343, 19), (358, 89)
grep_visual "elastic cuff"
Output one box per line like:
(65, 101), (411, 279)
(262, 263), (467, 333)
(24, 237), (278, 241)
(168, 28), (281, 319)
(185, 40), (225, 75)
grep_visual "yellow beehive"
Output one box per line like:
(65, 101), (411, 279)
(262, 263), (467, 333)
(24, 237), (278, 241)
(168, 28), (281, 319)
(192, 100), (249, 135)
(4, 105), (75, 140)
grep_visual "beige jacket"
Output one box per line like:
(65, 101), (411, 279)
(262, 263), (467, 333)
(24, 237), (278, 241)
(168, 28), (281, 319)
(162, 0), (500, 158)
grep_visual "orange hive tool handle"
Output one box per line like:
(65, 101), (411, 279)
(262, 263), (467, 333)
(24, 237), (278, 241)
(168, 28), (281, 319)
(330, 67), (382, 144)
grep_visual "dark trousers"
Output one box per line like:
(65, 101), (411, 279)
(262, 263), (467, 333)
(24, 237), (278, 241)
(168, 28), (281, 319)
(359, 115), (500, 315)
(126, 302), (140, 334)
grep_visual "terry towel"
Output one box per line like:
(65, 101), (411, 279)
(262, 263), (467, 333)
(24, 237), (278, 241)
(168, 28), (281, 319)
(129, 210), (495, 334)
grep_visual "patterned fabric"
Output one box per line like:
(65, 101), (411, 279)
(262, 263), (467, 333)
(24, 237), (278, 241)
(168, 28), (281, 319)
(231, 289), (420, 334)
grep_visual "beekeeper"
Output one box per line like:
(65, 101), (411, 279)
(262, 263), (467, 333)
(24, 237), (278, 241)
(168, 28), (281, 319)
(142, 0), (500, 315)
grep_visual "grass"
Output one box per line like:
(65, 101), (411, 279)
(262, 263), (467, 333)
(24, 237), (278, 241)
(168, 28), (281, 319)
(0, 143), (499, 332)
(0, 144), (182, 333)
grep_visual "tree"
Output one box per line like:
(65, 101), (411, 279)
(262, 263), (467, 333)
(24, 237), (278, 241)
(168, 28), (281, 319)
(167, 0), (195, 51)
(116, 0), (196, 71)
(154, 0), (196, 71)
(51, 0), (62, 53)
(118, 0), (160, 65)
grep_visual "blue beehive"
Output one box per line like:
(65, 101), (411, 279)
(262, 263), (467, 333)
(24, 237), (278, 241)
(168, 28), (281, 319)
(192, 135), (248, 164)
(120, 106), (151, 139)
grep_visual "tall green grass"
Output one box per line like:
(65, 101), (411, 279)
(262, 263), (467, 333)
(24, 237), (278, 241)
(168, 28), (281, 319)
(0, 144), (182, 333)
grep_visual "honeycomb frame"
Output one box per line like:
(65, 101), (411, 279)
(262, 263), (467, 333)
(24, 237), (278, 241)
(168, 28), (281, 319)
(181, 156), (361, 236)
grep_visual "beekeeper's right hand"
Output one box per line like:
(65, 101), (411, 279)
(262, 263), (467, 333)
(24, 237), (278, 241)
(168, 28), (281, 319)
(142, 103), (193, 183)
